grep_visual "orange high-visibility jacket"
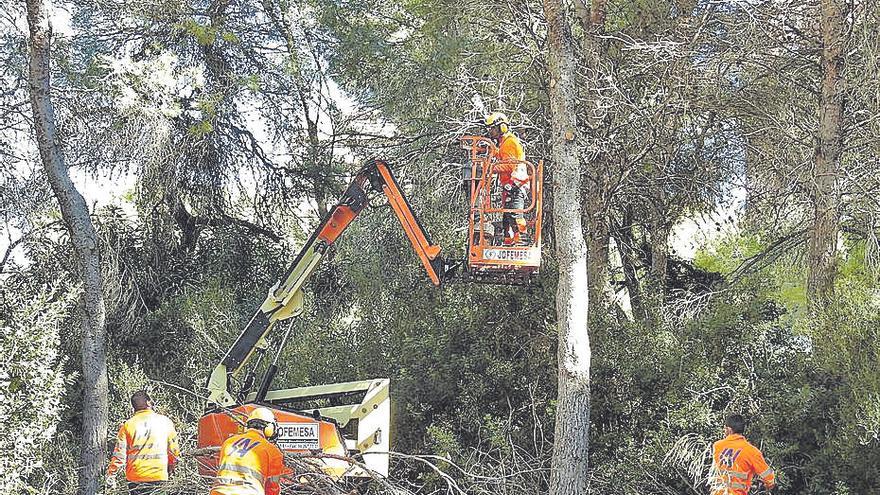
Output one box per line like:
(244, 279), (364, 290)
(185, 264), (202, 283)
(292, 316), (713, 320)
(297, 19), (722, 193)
(107, 409), (180, 482)
(492, 132), (526, 186)
(210, 429), (285, 495)
(711, 434), (776, 495)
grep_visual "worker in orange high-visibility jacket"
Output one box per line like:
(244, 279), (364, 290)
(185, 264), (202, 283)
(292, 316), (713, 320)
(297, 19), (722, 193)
(711, 414), (777, 495)
(210, 407), (287, 495)
(107, 390), (181, 495)
(485, 112), (529, 245)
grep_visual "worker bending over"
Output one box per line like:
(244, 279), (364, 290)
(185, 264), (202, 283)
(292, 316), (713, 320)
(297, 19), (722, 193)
(210, 408), (285, 495)
(485, 112), (530, 245)
(711, 414), (777, 494)
(107, 390), (181, 495)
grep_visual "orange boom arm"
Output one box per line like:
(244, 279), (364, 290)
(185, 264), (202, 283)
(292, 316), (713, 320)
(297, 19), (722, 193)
(208, 159), (449, 407)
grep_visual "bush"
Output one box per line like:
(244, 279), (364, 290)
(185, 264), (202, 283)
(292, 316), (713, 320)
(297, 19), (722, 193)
(0, 286), (74, 494)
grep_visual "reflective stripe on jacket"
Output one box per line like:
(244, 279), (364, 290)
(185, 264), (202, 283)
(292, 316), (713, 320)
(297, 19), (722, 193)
(107, 409), (180, 482)
(711, 434), (776, 495)
(210, 430), (285, 495)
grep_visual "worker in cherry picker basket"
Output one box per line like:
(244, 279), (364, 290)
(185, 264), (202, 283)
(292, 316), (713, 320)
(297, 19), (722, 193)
(484, 112), (530, 245)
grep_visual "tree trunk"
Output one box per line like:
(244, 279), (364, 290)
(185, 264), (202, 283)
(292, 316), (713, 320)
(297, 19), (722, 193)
(584, 195), (609, 309)
(809, 0), (845, 306)
(581, 0), (610, 310)
(648, 213), (670, 300)
(25, 3), (108, 495)
(543, 0), (591, 494)
(611, 209), (648, 323)
(650, 226), (668, 286)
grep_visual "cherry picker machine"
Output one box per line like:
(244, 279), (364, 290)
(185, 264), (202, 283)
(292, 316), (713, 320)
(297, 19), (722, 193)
(198, 139), (544, 479)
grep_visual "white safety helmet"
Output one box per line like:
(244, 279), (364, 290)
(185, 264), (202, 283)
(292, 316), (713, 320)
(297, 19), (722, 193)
(484, 112), (510, 134)
(246, 407), (278, 440)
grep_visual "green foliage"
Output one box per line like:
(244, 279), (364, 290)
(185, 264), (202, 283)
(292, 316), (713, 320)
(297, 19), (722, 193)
(694, 233), (763, 274)
(682, 232), (880, 493)
(696, 232), (809, 318)
(187, 120), (214, 136)
(179, 18), (220, 46)
(0, 287), (74, 494)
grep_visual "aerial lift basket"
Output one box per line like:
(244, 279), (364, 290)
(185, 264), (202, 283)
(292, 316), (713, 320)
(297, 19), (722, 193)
(460, 135), (544, 285)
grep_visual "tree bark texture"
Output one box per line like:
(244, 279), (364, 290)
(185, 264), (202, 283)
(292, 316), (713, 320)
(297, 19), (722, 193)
(611, 210), (648, 323)
(581, 0), (610, 309)
(25, 3), (109, 495)
(809, 0), (845, 306)
(648, 218), (669, 295)
(543, 0), (591, 494)
(584, 195), (609, 309)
